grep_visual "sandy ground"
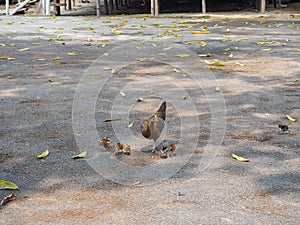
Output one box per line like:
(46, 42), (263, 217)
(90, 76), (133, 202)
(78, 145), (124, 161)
(0, 4), (300, 225)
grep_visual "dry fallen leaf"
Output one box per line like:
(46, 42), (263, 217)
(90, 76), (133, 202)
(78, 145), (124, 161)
(104, 118), (122, 122)
(1, 193), (16, 206)
(192, 31), (210, 34)
(231, 153), (249, 162)
(0, 56), (15, 60)
(72, 151), (87, 159)
(120, 91), (126, 97)
(36, 149), (49, 159)
(286, 115), (297, 122)
(198, 53), (211, 57)
(67, 51), (78, 56)
(176, 53), (190, 58)
(18, 47), (30, 52)
(0, 180), (19, 190)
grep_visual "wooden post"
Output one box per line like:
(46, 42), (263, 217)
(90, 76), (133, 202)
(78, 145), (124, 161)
(55, 0), (61, 15)
(151, 0), (159, 16)
(202, 0), (206, 13)
(5, 0), (9, 15)
(96, 0), (101, 16)
(104, 0), (108, 14)
(45, 0), (50, 15)
(154, 0), (158, 16)
(67, 0), (71, 10)
(260, 0), (266, 13)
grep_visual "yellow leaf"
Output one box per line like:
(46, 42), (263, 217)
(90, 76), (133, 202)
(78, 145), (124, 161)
(53, 57), (61, 61)
(294, 78), (299, 82)
(231, 153), (249, 162)
(32, 43), (40, 46)
(37, 58), (46, 61)
(72, 151), (87, 159)
(0, 56), (15, 60)
(262, 48), (272, 51)
(215, 87), (220, 92)
(196, 40), (207, 46)
(67, 51), (77, 56)
(286, 115), (297, 122)
(121, 19), (128, 23)
(36, 149), (49, 159)
(192, 31), (210, 34)
(128, 123), (134, 128)
(55, 38), (65, 41)
(18, 47), (30, 52)
(0, 180), (18, 190)
(86, 27), (94, 31)
(136, 57), (154, 61)
(176, 53), (190, 58)
(235, 62), (245, 67)
(296, 49), (300, 52)
(0, 43), (5, 47)
(256, 41), (266, 45)
(208, 66), (217, 69)
(229, 53), (234, 58)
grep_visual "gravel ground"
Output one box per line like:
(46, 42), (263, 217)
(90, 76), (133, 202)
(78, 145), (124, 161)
(0, 4), (299, 225)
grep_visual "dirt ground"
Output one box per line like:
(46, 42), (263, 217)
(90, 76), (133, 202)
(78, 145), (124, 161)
(0, 3), (300, 225)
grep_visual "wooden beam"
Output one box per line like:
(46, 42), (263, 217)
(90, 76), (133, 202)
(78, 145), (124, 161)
(202, 0), (206, 13)
(10, 0), (32, 15)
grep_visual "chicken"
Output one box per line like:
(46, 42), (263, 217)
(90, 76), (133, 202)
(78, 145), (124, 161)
(141, 101), (166, 152)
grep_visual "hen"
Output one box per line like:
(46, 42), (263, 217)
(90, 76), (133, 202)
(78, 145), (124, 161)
(141, 101), (166, 152)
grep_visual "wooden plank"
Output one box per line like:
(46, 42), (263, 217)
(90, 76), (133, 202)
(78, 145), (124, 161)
(10, 0), (32, 15)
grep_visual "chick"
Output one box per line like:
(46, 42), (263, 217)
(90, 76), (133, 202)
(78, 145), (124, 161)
(115, 142), (124, 155)
(278, 124), (289, 134)
(123, 144), (131, 155)
(141, 101), (166, 153)
(100, 137), (111, 150)
(169, 143), (177, 156)
(159, 146), (168, 159)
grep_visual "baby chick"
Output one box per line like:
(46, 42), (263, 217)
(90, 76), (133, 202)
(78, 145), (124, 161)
(169, 143), (177, 156)
(100, 137), (111, 150)
(115, 142), (124, 155)
(278, 124), (289, 134)
(160, 146), (168, 159)
(123, 144), (131, 155)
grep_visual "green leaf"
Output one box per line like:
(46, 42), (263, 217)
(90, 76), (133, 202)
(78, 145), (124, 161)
(36, 149), (49, 159)
(214, 61), (225, 66)
(72, 151), (87, 159)
(0, 180), (19, 190)
(231, 153), (249, 162)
